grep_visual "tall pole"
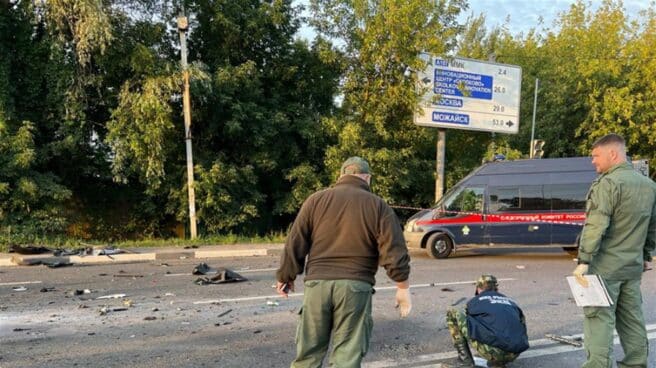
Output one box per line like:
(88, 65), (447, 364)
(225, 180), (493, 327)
(178, 15), (198, 239)
(435, 129), (446, 203)
(530, 78), (539, 158)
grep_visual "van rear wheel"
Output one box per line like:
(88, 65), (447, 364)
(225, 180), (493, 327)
(426, 233), (453, 259)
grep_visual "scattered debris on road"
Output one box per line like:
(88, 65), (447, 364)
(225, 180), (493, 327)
(113, 274), (143, 278)
(40, 287), (55, 293)
(451, 297), (467, 306)
(440, 287), (455, 292)
(11, 257), (73, 268)
(144, 316), (157, 321)
(545, 333), (583, 347)
(97, 293), (126, 300)
(266, 300), (279, 306)
(192, 265), (247, 285)
(218, 309), (233, 318)
(192, 263), (216, 275)
(516, 265), (526, 269)
(99, 306), (128, 315)
(9, 245), (51, 254)
(12, 286), (27, 292)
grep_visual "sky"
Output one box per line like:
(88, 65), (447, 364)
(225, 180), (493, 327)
(465, 0), (648, 35)
(295, 0), (651, 41)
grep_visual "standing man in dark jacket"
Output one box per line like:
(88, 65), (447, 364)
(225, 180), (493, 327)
(446, 275), (529, 368)
(276, 156), (412, 368)
(573, 133), (656, 368)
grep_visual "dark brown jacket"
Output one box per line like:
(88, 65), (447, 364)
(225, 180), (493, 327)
(276, 175), (410, 285)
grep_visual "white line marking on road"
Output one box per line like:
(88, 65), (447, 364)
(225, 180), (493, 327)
(374, 278), (516, 291)
(364, 327), (656, 367)
(164, 267), (278, 277)
(191, 278), (517, 305)
(0, 280), (43, 286)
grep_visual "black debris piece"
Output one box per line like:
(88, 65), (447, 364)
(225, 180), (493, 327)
(53, 248), (90, 257)
(184, 245), (199, 249)
(113, 274), (143, 278)
(144, 316), (157, 321)
(46, 260), (73, 268)
(13, 328), (30, 332)
(441, 287), (455, 292)
(194, 268), (248, 285)
(192, 263), (215, 275)
(40, 287), (55, 293)
(9, 245), (51, 254)
(11, 257), (72, 268)
(218, 309), (233, 318)
(450, 297), (467, 306)
(95, 247), (125, 256)
(99, 306), (128, 315)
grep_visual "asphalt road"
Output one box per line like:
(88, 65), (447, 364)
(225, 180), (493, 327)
(2, 247), (656, 368)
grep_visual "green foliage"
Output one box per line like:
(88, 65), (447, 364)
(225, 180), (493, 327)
(3, 0), (656, 243)
(312, 0), (467, 207)
(186, 160), (265, 233)
(0, 120), (72, 238)
(107, 73), (181, 191)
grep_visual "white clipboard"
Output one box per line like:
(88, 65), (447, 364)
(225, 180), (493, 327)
(566, 275), (613, 307)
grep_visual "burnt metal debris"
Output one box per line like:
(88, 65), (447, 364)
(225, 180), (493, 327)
(193, 264), (248, 285)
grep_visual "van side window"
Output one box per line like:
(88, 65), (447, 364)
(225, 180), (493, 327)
(549, 184), (588, 210)
(489, 185), (547, 212)
(441, 187), (484, 216)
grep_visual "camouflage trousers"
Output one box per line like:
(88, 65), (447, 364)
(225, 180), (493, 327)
(446, 308), (518, 365)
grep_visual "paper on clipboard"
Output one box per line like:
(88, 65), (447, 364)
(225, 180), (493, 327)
(566, 275), (613, 307)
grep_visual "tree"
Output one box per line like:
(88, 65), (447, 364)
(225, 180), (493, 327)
(310, 0), (467, 208)
(106, 0), (343, 235)
(0, 121), (71, 241)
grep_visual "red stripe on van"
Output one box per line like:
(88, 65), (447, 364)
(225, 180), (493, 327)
(416, 212), (585, 226)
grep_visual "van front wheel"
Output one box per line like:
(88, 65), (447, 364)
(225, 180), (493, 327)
(426, 233), (453, 259)
(563, 247), (578, 256)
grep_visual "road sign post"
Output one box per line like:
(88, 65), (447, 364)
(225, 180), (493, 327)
(413, 56), (522, 202)
(415, 56), (522, 134)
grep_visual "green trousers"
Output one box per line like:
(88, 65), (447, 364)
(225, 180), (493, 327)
(582, 278), (648, 368)
(291, 280), (373, 368)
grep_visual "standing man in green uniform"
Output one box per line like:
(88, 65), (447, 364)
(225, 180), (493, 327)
(573, 133), (656, 368)
(276, 156), (412, 368)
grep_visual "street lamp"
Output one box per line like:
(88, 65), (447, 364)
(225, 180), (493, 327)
(178, 14), (198, 239)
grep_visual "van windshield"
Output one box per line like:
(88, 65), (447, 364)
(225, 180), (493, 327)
(434, 186), (484, 218)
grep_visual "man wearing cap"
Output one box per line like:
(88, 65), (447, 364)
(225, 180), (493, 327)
(445, 275), (529, 368)
(276, 156), (412, 368)
(573, 133), (656, 368)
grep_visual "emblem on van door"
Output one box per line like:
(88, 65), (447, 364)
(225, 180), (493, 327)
(462, 226), (470, 235)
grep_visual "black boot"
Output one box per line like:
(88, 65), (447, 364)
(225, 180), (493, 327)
(487, 362), (507, 368)
(454, 340), (475, 367)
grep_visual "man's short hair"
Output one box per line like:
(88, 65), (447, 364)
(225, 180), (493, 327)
(592, 133), (625, 149)
(340, 156), (370, 175)
(476, 274), (498, 291)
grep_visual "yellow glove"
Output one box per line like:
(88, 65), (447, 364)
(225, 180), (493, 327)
(573, 264), (589, 288)
(395, 287), (412, 318)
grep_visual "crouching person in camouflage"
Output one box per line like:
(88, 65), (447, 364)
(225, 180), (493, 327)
(445, 275), (529, 368)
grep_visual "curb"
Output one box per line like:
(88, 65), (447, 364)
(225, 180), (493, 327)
(0, 244), (284, 267)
